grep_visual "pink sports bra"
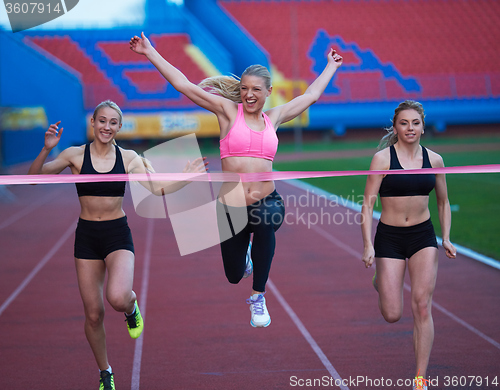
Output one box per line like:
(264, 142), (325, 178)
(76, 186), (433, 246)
(220, 104), (278, 161)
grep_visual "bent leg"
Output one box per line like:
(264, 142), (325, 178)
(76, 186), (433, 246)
(75, 258), (108, 370)
(249, 195), (284, 293)
(105, 249), (136, 314)
(408, 246), (438, 378)
(251, 221), (277, 293)
(375, 257), (406, 323)
(217, 198), (251, 285)
(220, 227), (251, 285)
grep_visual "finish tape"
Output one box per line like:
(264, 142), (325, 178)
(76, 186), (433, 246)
(1, 165), (499, 185)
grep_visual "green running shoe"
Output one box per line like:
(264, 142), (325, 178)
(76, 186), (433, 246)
(125, 301), (144, 339)
(99, 370), (115, 390)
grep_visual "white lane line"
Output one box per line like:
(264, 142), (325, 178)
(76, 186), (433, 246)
(131, 218), (154, 390)
(0, 221), (75, 317)
(267, 279), (349, 390)
(0, 190), (56, 230)
(403, 284), (500, 350)
(310, 222), (500, 351)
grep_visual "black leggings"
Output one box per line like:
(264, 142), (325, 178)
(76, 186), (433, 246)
(217, 190), (285, 292)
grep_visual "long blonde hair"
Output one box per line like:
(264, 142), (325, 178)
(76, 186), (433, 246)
(377, 100), (426, 151)
(198, 65), (272, 101)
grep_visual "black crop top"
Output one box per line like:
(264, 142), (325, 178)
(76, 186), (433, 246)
(379, 145), (435, 197)
(75, 143), (126, 197)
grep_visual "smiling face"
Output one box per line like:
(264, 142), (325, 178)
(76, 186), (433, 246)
(91, 105), (122, 143)
(393, 109), (424, 144)
(240, 75), (272, 113)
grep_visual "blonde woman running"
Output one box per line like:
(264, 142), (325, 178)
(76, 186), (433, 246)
(130, 32), (343, 328)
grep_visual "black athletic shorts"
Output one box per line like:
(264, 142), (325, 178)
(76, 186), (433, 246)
(74, 216), (134, 260)
(374, 218), (438, 260)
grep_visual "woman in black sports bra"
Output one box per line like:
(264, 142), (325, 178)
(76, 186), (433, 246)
(28, 100), (207, 390)
(361, 100), (456, 390)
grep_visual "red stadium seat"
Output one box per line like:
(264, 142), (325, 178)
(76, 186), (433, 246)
(28, 36), (125, 108)
(219, 0), (500, 100)
(27, 33), (209, 109)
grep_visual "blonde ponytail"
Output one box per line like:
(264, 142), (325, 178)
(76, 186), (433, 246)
(198, 64), (272, 102)
(198, 75), (241, 102)
(377, 131), (398, 151)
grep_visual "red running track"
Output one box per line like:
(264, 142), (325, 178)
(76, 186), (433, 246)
(0, 174), (499, 390)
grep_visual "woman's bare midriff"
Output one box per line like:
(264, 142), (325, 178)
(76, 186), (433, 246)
(79, 196), (125, 221)
(380, 196), (431, 227)
(220, 156), (275, 206)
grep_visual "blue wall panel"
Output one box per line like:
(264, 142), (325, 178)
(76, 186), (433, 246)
(0, 30), (85, 166)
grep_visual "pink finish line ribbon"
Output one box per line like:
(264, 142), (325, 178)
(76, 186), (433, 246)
(1, 165), (499, 185)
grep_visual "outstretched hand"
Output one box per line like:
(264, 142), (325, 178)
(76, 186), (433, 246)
(129, 32), (153, 56)
(182, 157), (209, 174)
(327, 48), (343, 69)
(44, 121), (63, 150)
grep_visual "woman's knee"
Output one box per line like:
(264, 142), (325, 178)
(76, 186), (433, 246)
(85, 307), (105, 328)
(380, 303), (403, 323)
(226, 274), (243, 285)
(223, 258), (244, 284)
(107, 291), (132, 312)
(382, 311), (402, 323)
(221, 245), (247, 285)
(412, 295), (432, 322)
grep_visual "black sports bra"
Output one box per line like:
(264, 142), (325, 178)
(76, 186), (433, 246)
(75, 143), (126, 197)
(379, 145), (435, 197)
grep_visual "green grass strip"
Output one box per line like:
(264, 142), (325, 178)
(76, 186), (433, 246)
(274, 149), (500, 261)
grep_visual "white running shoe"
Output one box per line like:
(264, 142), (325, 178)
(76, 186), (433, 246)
(243, 241), (253, 278)
(246, 293), (271, 328)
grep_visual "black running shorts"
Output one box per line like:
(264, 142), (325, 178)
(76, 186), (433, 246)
(74, 216), (134, 260)
(374, 218), (438, 260)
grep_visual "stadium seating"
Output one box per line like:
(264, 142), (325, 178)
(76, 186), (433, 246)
(26, 32), (210, 110)
(219, 0), (500, 102)
(16, 0), (499, 135)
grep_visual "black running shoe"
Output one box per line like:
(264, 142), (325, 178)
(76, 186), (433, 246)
(99, 370), (115, 390)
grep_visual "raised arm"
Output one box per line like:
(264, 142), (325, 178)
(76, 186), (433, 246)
(129, 32), (232, 120)
(266, 48), (343, 127)
(28, 121), (75, 175)
(361, 151), (386, 268)
(431, 152), (457, 259)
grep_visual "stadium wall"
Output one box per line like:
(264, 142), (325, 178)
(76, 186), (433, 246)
(145, 0), (234, 76)
(184, 0), (270, 75)
(0, 29), (85, 166)
(218, 1), (500, 135)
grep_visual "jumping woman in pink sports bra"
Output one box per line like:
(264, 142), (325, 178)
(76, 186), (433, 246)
(130, 32), (343, 328)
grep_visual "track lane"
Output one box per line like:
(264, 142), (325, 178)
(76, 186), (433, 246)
(0, 177), (498, 389)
